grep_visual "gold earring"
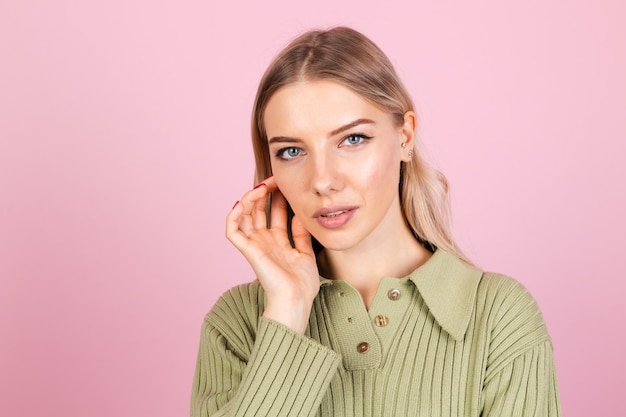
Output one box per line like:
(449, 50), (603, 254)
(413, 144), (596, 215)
(401, 142), (407, 148)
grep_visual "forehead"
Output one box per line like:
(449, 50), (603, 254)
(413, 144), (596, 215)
(264, 80), (390, 137)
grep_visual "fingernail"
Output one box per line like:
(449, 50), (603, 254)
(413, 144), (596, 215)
(232, 201), (239, 209)
(267, 174), (274, 179)
(253, 183), (267, 190)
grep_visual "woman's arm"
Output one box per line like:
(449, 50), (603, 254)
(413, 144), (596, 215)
(480, 276), (562, 416)
(482, 340), (560, 416)
(191, 288), (341, 417)
(191, 176), (341, 416)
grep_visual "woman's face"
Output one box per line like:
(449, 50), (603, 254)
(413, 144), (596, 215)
(264, 80), (415, 253)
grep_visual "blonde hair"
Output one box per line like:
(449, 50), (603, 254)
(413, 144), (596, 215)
(251, 27), (470, 264)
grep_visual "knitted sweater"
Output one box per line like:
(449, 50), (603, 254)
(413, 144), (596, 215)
(191, 249), (561, 416)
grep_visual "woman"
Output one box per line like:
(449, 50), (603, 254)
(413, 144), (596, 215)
(191, 27), (561, 417)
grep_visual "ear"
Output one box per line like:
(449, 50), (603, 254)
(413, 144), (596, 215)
(399, 111), (417, 162)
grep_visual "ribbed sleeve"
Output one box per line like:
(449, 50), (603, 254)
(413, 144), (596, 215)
(191, 288), (341, 417)
(483, 341), (561, 416)
(479, 275), (561, 416)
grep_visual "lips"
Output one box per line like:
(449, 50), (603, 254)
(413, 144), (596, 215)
(313, 206), (358, 229)
(320, 210), (349, 218)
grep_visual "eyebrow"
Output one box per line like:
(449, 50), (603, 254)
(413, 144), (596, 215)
(268, 118), (376, 145)
(330, 118), (376, 136)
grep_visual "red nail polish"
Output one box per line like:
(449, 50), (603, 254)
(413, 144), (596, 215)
(253, 183), (266, 190)
(232, 201), (239, 209)
(267, 174), (274, 179)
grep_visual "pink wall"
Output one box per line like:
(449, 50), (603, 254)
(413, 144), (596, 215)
(1, 1), (624, 416)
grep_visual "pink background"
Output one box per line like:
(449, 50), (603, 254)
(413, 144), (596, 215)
(1, 1), (624, 416)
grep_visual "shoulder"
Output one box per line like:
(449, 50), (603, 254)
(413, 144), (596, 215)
(206, 280), (266, 329)
(203, 281), (266, 357)
(209, 280), (265, 315)
(475, 272), (553, 372)
(476, 272), (548, 335)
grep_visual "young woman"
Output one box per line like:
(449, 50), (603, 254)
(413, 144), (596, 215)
(191, 27), (561, 417)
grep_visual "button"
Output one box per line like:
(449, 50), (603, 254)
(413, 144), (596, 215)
(374, 314), (388, 327)
(339, 291), (345, 297)
(388, 288), (401, 301)
(357, 342), (369, 353)
(347, 317), (353, 323)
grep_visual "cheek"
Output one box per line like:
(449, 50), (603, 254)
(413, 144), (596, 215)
(274, 174), (302, 209)
(271, 160), (310, 216)
(360, 145), (401, 190)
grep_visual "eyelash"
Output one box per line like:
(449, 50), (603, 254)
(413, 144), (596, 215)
(274, 133), (373, 161)
(340, 133), (373, 147)
(275, 147), (303, 160)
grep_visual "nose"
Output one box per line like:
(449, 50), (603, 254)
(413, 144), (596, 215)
(309, 153), (341, 196)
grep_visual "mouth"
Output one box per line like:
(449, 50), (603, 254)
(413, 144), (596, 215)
(313, 205), (358, 218)
(320, 210), (350, 218)
(313, 206), (358, 229)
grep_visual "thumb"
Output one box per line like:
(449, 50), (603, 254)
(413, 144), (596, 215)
(291, 214), (313, 256)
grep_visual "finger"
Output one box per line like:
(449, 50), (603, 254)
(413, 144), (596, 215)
(226, 200), (258, 245)
(226, 202), (267, 267)
(263, 174), (277, 190)
(225, 201), (247, 247)
(291, 214), (314, 256)
(235, 177), (272, 231)
(252, 187), (269, 230)
(269, 189), (289, 231)
(239, 212), (255, 236)
(239, 176), (274, 214)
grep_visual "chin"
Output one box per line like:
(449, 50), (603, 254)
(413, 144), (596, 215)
(311, 233), (360, 252)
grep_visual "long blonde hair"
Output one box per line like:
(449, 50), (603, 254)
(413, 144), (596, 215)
(251, 27), (470, 264)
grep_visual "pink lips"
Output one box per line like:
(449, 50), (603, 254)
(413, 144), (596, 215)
(313, 206), (358, 229)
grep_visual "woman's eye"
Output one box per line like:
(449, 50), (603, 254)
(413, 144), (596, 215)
(276, 147), (302, 160)
(341, 134), (372, 146)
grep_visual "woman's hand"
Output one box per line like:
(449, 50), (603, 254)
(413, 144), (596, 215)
(226, 176), (320, 334)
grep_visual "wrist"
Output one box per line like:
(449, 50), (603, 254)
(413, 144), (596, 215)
(263, 298), (313, 335)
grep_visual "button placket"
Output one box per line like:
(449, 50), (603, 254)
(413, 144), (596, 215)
(364, 278), (414, 366)
(325, 282), (380, 368)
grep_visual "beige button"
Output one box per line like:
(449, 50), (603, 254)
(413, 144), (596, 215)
(357, 342), (369, 353)
(374, 314), (388, 327)
(388, 288), (401, 301)
(339, 291), (345, 297)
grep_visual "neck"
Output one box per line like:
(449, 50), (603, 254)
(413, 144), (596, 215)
(318, 227), (432, 309)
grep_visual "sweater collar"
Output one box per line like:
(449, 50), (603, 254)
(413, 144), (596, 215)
(319, 249), (482, 341)
(406, 249), (482, 341)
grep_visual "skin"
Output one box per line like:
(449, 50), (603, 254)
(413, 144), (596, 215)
(227, 80), (432, 334)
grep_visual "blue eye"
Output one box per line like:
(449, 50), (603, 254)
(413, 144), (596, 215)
(276, 147), (302, 160)
(341, 133), (372, 146)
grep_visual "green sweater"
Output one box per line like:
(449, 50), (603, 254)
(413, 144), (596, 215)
(191, 250), (561, 416)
